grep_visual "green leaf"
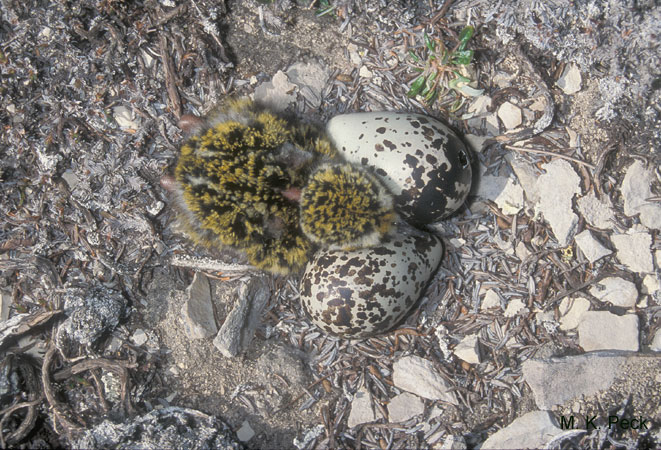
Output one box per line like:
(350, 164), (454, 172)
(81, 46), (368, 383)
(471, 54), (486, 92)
(424, 33), (435, 52)
(458, 85), (484, 97)
(407, 75), (426, 97)
(424, 87), (438, 104)
(457, 26), (474, 51)
(408, 50), (421, 63)
(452, 50), (474, 65)
(449, 71), (471, 89)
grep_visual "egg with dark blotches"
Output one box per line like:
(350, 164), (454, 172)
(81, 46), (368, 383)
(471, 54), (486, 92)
(327, 112), (472, 224)
(299, 224), (443, 339)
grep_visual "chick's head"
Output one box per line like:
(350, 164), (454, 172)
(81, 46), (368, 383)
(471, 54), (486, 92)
(300, 164), (396, 250)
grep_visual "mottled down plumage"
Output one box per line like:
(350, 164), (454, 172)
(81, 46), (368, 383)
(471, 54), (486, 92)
(170, 100), (395, 274)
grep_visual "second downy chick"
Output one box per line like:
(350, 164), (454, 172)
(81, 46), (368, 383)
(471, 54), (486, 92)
(167, 99), (396, 274)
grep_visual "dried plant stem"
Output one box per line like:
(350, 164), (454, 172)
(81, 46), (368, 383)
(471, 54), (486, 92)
(505, 145), (596, 169)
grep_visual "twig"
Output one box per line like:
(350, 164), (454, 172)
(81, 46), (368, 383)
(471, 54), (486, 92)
(159, 34), (182, 119)
(505, 145), (596, 169)
(170, 254), (255, 273)
(41, 345), (84, 438)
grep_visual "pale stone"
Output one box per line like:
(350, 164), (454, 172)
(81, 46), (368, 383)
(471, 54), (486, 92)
(181, 273), (217, 339)
(621, 160), (661, 230)
(574, 230), (612, 263)
(642, 274), (660, 295)
(359, 65), (373, 78)
(611, 231), (654, 273)
(253, 71), (297, 111)
(0, 290), (11, 322)
(440, 435), (467, 449)
(463, 134), (489, 153)
(566, 127), (579, 147)
(113, 105), (141, 130)
(497, 101), (522, 129)
(556, 63), (582, 94)
(131, 329), (148, 346)
(588, 277), (637, 308)
(504, 298), (526, 317)
(348, 387), (382, 428)
(476, 166), (525, 215)
(61, 169), (80, 190)
(236, 421), (254, 442)
(286, 62), (330, 108)
(651, 329), (661, 352)
(485, 114), (500, 135)
(558, 297), (591, 331)
(480, 411), (568, 450)
(535, 160), (581, 245)
(347, 43), (362, 66)
(576, 192), (616, 229)
(481, 289), (501, 310)
(578, 311), (639, 352)
(506, 154), (540, 207)
(387, 392), (424, 423)
(454, 334), (481, 364)
(392, 356), (457, 405)
(468, 95), (492, 115)
(515, 241), (531, 261)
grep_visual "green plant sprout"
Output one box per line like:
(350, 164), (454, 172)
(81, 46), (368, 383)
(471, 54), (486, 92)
(316, 0), (336, 17)
(407, 26), (483, 111)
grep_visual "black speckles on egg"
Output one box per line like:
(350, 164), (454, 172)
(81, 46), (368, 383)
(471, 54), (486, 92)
(326, 111), (473, 223)
(300, 224), (443, 339)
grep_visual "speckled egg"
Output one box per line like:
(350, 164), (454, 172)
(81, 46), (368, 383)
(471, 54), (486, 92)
(326, 112), (472, 224)
(299, 224), (443, 339)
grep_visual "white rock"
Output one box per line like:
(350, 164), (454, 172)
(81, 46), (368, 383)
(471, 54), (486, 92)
(611, 231), (654, 273)
(493, 235), (514, 255)
(480, 411), (568, 450)
(181, 273), (217, 340)
(535, 160), (581, 245)
(566, 127), (579, 148)
(392, 356), (457, 405)
(468, 95), (492, 115)
(253, 71), (297, 111)
(0, 290), (11, 322)
(642, 274), (660, 295)
(497, 101), (522, 129)
(454, 334), (481, 365)
(556, 63), (582, 94)
(38, 26), (53, 40)
(481, 289), (501, 310)
(113, 106), (141, 130)
(651, 329), (661, 352)
(131, 329), (148, 346)
(348, 387), (382, 428)
(449, 238), (466, 248)
(576, 192), (617, 230)
(574, 230), (612, 263)
(440, 435), (467, 449)
(588, 277), (637, 308)
(359, 65), (373, 78)
(506, 154), (540, 207)
(558, 297), (591, 331)
(347, 43), (362, 66)
(286, 62), (329, 108)
(621, 160), (661, 230)
(463, 134), (489, 153)
(515, 242), (531, 261)
(504, 298), (527, 317)
(387, 392), (424, 423)
(578, 311), (639, 352)
(484, 114), (500, 135)
(477, 172), (524, 215)
(236, 420), (254, 442)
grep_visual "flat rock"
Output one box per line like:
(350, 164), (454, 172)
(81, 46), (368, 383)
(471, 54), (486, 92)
(481, 289), (501, 310)
(71, 406), (242, 449)
(556, 63), (582, 94)
(574, 230), (612, 263)
(642, 274), (660, 295)
(392, 355), (457, 405)
(515, 241), (531, 261)
(651, 329), (661, 352)
(558, 297), (591, 330)
(522, 352), (661, 411)
(611, 231), (654, 274)
(497, 101), (522, 129)
(578, 311), (639, 352)
(181, 273), (218, 339)
(253, 70), (297, 111)
(506, 154), (540, 207)
(285, 62), (329, 108)
(213, 278), (269, 357)
(113, 105), (141, 130)
(236, 421), (254, 442)
(348, 387), (382, 428)
(387, 392), (424, 423)
(454, 334), (481, 365)
(440, 435), (467, 449)
(504, 297), (527, 317)
(0, 290), (10, 322)
(590, 277), (638, 308)
(476, 171), (525, 215)
(588, 277), (638, 308)
(535, 160), (581, 245)
(576, 192), (616, 230)
(621, 160), (661, 230)
(468, 95), (492, 115)
(480, 411), (568, 450)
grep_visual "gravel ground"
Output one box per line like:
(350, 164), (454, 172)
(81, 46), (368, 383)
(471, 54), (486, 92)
(1, 1), (660, 449)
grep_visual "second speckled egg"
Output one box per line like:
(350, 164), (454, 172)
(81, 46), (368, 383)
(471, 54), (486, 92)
(327, 111), (472, 224)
